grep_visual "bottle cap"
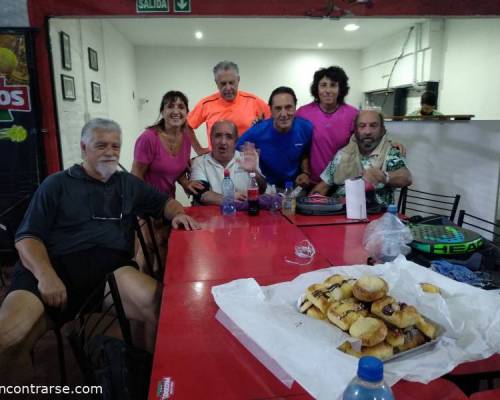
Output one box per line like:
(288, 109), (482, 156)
(224, 169), (230, 178)
(285, 181), (293, 189)
(357, 356), (383, 382)
(387, 204), (397, 214)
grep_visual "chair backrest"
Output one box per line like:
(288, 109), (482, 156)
(133, 216), (163, 280)
(398, 187), (461, 222)
(457, 210), (500, 245)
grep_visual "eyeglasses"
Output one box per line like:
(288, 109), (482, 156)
(91, 213), (123, 222)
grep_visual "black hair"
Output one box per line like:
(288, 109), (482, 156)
(268, 86), (297, 107)
(148, 90), (189, 130)
(421, 91), (438, 107)
(310, 66), (350, 105)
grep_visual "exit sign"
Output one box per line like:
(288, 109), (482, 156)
(136, 0), (169, 13)
(174, 0), (191, 13)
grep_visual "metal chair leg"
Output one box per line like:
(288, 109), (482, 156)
(54, 326), (67, 385)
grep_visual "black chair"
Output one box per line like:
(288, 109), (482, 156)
(398, 187), (461, 222)
(68, 273), (151, 400)
(457, 210), (500, 246)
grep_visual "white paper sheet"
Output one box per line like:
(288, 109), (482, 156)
(211, 256), (500, 400)
(345, 178), (367, 220)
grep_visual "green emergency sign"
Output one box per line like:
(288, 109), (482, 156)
(136, 0), (169, 13)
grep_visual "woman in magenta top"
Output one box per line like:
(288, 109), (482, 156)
(132, 90), (193, 198)
(296, 66), (358, 184)
(132, 91), (196, 274)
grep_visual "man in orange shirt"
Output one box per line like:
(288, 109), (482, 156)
(188, 61), (270, 150)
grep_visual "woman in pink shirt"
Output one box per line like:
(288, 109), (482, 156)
(132, 91), (201, 273)
(296, 66), (358, 185)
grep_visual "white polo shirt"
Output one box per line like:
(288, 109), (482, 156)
(190, 151), (262, 194)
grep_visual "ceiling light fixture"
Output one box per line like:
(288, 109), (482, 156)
(344, 23), (359, 32)
(317, 42), (324, 48)
(195, 31), (203, 39)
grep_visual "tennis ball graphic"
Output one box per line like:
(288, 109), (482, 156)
(0, 48), (19, 75)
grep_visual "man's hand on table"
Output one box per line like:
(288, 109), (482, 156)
(171, 213), (201, 231)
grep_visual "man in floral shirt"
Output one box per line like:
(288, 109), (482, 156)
(311, 110), (412, 207)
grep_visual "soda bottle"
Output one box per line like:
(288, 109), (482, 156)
(342, 356), (394, 400)
(247, 172), (259, 216)
(281, 181), (296, 216)
(221, 169), (236, 216)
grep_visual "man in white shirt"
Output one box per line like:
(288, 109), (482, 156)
(190, 120), (266, 205)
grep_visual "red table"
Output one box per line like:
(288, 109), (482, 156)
(282, 212), (378, 227)
(148, 208), (474, 400)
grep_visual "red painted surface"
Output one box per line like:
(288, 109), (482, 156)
(301, 224), (370, 266)
(392, 379), (468, 400)
(450, 353), (500, 375)
(470, 388), (500, 400)
(164, 206), (331, 283)
(27, 0), (500, 174)
(149, 207), (475, 399)
(283, 212), (379, 227)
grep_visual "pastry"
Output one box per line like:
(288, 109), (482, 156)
(352, 275), (388, 302)
(323, 275), (356, 301)
(386, 326), (405, 347)
(371, 296), (419, 328)
(299, 298), (326, 320)
(349, 316), (388, 347)
(415, 315), (438, 339)
(338, 341), (394, 361)
(326, 298), (369, 331)
(420, 283), (441, 294)
(305, 283), (330, 313)
(397, 327), (427, 351)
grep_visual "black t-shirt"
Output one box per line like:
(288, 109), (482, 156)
(15, 164), (169, 257)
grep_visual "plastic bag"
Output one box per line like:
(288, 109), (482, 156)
(363, 211), (413, 263)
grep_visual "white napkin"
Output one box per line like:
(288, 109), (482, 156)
(345, 178), (367, 219)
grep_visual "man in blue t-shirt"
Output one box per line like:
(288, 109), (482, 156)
(237, 86), (313, 189)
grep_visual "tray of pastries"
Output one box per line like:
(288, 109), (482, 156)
(297, 274), (443, 361)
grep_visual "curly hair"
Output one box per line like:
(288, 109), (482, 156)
(310, 66), (350, 105)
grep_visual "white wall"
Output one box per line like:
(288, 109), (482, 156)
(49, 19), (89, 168)
(388, 120), (500, 231)
(361, 20), (444, 93)
(439, 19), (500, 119)
(102, 23), (138, 171)
(49, 19), (137, 169)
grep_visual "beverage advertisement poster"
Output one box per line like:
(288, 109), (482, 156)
(0, 30), (42, 216)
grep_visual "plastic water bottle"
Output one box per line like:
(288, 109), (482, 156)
(269, 184), (280, 213)
(379, 204), (402, 262)
(247, 172), (260, 216)
(342, 356), (394, 400)
(221, 169), (236, 216)
(282, 181), (296, 216)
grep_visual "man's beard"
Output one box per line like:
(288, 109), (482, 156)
(96, 161), (118, 181)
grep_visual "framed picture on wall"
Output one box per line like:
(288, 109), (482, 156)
(91, 81), (101, 103)
(61, 74), (76, 100)
(60, 31), (71, 70)
(88, 47), (98, 71)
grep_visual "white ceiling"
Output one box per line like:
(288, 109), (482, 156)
(109, 17), (425, 50)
